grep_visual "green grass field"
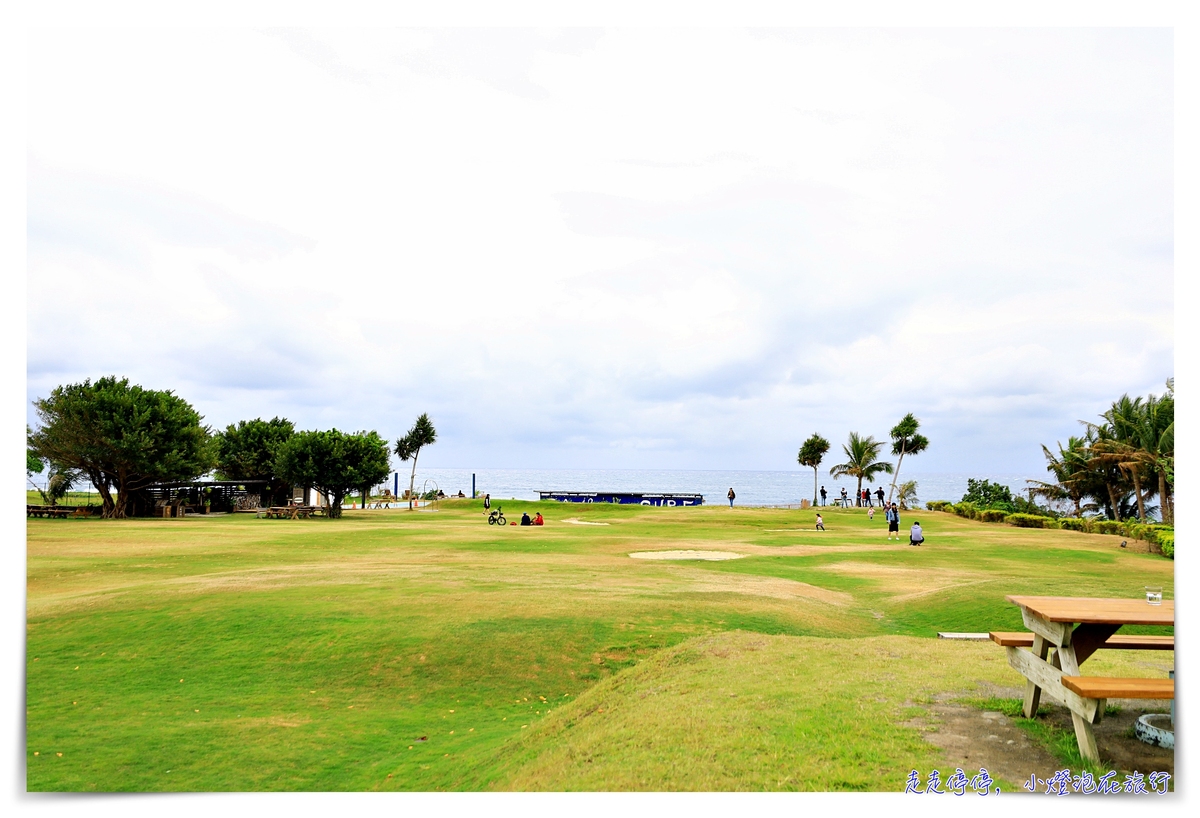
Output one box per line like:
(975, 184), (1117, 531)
(26, 500), (1173, 791)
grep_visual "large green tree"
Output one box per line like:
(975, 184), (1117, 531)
(29, 377), (213, 518)
(797, 433), (830, 506)
(829, 432), (893, 507)
(396, 413), (437, 510)
(275, 429), (391, 518)
(886, 413), (928, 505)
(216, 417), (296, 505)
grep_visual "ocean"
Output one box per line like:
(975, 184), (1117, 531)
(400, 468), (1044, 508)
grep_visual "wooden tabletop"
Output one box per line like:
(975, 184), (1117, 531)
(1006, 595), (1174, 626)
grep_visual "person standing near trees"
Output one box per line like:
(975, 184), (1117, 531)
(886, 502), (900, 541)
(876, 487), (885, 507)
(727, 487), (736, 508)
(820, 486), (827, 506)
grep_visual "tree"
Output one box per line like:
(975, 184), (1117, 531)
(886, 413), (929, 505)
(216, 417), (296, 505)
(829, 432), (893, 506)
(27, 427), (44, 477)
(32, 464), (81, 507)
(961, 478), (1014, 511)
(797, 433), (830, 506)
(395, 413), (437, 511)
(29, 377), (213, 518)
(896, 480), (919, 511)
(275, 429), (392, 519)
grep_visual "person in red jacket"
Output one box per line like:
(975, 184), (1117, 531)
(534, 512), (544, 526)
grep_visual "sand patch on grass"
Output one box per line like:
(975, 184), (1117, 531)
(561, 518), (611, 526)
(820, 560), (992, 599)
(677, 572), (853, 605)
(629, 550), (744, 561)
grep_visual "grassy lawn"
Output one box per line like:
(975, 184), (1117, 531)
(25, 501), (1173, 791)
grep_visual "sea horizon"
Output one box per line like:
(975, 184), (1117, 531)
(402, 468), (1046, 508)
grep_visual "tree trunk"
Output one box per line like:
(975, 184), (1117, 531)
(1158, 470), (1171, 525)
(888, 447), (907, 505)
(408, 452), (420, 510)
(328, 490), (344, 518)
(1131, 471), (1145, 523)
(856, 476), (863, 507)
(1105, 479), (1120, 521)
(812, 467), (818, 505)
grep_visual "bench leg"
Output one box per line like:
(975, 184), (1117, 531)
(1071, 711), (1101, 763)
(1023, 634), (1050, 718)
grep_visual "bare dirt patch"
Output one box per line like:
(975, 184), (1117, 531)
(629, 550), (744, 561)
(561, 518), (611, 526)
(910, 690), (1173, 791)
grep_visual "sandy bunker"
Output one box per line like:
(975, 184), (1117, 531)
(629, 550), (745, 561)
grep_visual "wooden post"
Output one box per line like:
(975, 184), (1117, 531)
(1023, 634), (1049, 718)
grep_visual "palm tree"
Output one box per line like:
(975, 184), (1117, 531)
(797, 433), (830, 506)
(1090, 395), (1158, 523)
(896, 480), (919, 511)
(830, 432), (893, 507)
(396, 413), (437, 511)
(886, 413), (929, 505)
(1030, 435), (1093, 517)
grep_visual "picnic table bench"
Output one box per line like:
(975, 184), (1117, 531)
(257, 505), (319, 519)
(993, 595), (1174, 763)
(27, 504), (87, 519)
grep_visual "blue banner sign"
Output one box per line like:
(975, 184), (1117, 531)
(538, 491), (704, 506)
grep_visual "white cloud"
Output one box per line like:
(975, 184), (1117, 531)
(26, 27), (1172, 473)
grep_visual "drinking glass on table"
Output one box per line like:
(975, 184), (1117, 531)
(1145, 585), (1163, 605)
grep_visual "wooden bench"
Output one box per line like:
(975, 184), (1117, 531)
(1062, 676), (1174, 699)
(990, 631), (1173, 650)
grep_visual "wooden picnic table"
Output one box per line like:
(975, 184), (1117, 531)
(258, 505), (319, 520)
(999, 595), (1174, 762)
(27, 504), (81, 519)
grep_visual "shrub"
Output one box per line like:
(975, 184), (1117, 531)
(1004, 513), (1054, 528)
(954, 501), (978, 519)
(1159, 531), (1174, 559)
(979, 508), (1008, 523)
(1058, 517), (1091, 533)
(1091, 520), (1124, 536)
(925, 500), (953, 512)
(961, 478), (1015, 509)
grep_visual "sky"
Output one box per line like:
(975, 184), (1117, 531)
(25, 26), (1174, 475)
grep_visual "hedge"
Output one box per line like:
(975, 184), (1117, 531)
(1004, 513), (1057, 528)
(923, 496), (1172, 559)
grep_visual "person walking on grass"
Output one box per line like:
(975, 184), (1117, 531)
(815, 513), (825, 531)
(727, 487), (736, 508)
(868, 506), (875, 521)
(483, 493), (491, 513)
(910, 521), (924, 546)
(886, 502), (900, 541)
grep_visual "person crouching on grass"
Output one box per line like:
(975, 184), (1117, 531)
(909, 521), (924, 546)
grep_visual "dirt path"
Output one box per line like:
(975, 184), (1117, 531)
(911, 690), (1174, 793)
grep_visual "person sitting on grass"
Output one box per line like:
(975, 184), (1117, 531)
(533, 512), (544, 526)
(520, 511), (532, 526)
(815, 513), (825, 531)
(909, 521), (924, 546)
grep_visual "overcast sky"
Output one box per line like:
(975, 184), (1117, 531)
(25, 27), (1173, 474)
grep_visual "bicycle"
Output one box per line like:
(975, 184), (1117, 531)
(488, 506), (507, 526)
